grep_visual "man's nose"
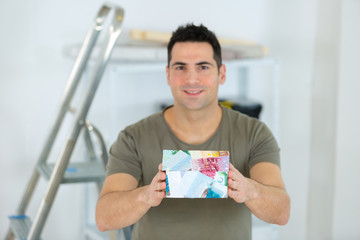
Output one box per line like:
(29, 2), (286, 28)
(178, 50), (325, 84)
(185, 68), (199, 84)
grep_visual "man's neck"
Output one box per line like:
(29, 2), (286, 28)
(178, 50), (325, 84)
(164, 104), (223, 145)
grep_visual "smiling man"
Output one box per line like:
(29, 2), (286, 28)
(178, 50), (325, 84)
(164, 40), (226, 145)
(167, 41), (225, 110)
(96, 24), (290, 240)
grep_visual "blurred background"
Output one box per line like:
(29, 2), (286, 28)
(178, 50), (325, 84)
(0, 0), (359, 239)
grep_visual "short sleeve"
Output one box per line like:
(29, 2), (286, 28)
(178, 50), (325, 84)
(248, 122), (280, 170)
(106, 129), (142, 182)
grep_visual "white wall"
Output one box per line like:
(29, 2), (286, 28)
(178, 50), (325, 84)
(262, 2), (317, 239)
(333, 0), (360, 238)
(0, 0), (359, 239)
(307, 0), (342, 238)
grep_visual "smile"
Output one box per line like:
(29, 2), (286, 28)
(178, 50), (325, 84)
(184, 90), (203, 95)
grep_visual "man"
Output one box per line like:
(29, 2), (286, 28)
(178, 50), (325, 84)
(96, 24), (290, 240)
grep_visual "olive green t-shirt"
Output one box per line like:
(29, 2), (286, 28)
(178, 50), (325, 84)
(107, 105), (280, 240)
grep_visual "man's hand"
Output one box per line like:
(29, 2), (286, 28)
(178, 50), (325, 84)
(140, 163), (167, 207)
(96, 163), (167, 231)
(227, 163), (257, 203)
(227, 162), (290, 225)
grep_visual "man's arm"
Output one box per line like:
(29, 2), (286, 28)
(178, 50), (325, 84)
(227, 162), (290, 225)
(95, 164), (166, 231)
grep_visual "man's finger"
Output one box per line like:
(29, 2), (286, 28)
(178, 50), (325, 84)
(228, 178), (237, 190)
(157, 181), (166, 191)
(228, 169), (238, 182)
(158, 163), (163, 172)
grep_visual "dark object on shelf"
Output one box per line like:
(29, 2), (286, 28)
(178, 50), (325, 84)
(219, 99), (262, 119)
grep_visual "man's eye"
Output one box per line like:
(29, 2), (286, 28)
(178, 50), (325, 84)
(199, 65), (209, 70)
(175, 66), (185, 70)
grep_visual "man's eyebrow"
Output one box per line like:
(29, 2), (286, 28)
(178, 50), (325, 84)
(196, 61), (214, 66)
(171, 61), (214, 67)
(171, 62), (186, 67)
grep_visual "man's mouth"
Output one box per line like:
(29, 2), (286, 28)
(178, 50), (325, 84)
(184, 90), (203, 95)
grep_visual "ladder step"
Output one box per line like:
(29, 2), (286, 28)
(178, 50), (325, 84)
(9, 215), (32, 240)
(37, 161), (106, 184)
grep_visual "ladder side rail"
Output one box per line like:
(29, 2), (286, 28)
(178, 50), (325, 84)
(5, 6), (108, 240)
(27, 4), (124, 240)
(85, 121), (109, 166)
(36, 7), (105, 170)
(83, 122), (117, 240)
(83, 122), (103, 191)
(12, 1), (105, 220)
(35, 0), (118, 176)
(84, 121), (109, 191)
(84, 124), (98, 162)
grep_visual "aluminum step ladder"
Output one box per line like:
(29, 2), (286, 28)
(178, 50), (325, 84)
(5, 3), (126, 240)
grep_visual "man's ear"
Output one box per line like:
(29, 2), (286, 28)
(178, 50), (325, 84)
(219, 64), (226, 85)
(166, 66), (170, 86)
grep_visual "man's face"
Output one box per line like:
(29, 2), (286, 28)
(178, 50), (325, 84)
(166, 42), (226, 112)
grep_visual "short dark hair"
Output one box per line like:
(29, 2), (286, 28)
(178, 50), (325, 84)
(167, 23), (222, 69)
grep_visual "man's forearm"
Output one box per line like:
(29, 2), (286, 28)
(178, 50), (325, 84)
(228, 162), (290, 225)
(95, 186), (151, 231)
(244, 178), (290, 225)
(96, 167), (166, 231)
